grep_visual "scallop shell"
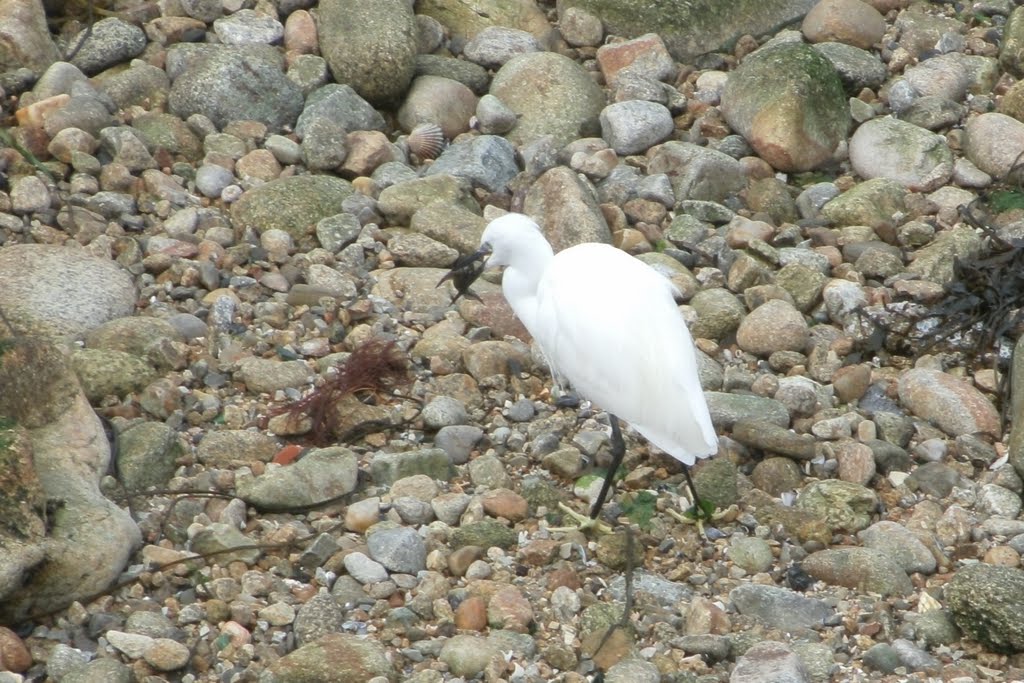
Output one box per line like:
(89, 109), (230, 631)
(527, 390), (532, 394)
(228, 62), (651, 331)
(407, 123), (445, 160)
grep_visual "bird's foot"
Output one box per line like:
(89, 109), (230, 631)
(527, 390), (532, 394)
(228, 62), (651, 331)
(547, 502), (614, 535)
(668, 503), (737, 537)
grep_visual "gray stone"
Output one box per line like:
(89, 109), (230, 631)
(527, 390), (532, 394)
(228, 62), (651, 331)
(849, 116), (953, 192)
(235, 357), (312, 394)
(490, 51), (606, 148)
(603, 658), (660, 683)
(905, 225), (985, 285)
(116, 422), (182, 492)
(213, 9), (283, 45)
(891, 638), (940, 673)
(600, 100), (674, 155)
(475, 93), (517, 135)
(318, 0), (416, 105)
(821, 177), (907, 230)
(235, 447), (358, 509)
(439, 634), (500, 678)
(189, 523), (261, 564)
(414, 54), (490, 95)
(0, 0), (60, 73)
(0, 338), (142, 623)
(370, 448), (455, 485)
(195, 163), (235, 199)
(704, 392), (790, 429)
(863, 642), (900, 674)
(522, 166), (614, 252)
(689, 288), (745, 341)
(914, 609), (961, 648)
(300, 115), (348, 171)
(425, 135), (518, 193)
(451, 520), (518, 550)
(897, 368), (1000, 438)
(343, 552), (390, 584)
(69, 18), (146, 75)
(61, 658), (132, 683)
(422, 396), (469, 429)
(730, 583), (833, 631)
(857, 521), (936, 575)
(736, 299), (809, 356)
(647, 141), (746, 203)
(71, 349), (155, 401)
(296, 84), (386, 137)
(721, 42), (848, 172)
(196, 430), (280, 467)
(0, 245), (136, 340)
(977, 483), (1023, 519)
(292, 591), (348, 646)
(463, 26), (541, 68)
(232, 175), (354, 246)
(366, 526), (426, 573)
(468, 453), (513, 489)
(813, 41), (887, 91)
(796, 480), (877, 533)
(947, 563), (1024, 653)
(168, 45), (303, 131)
(729, 536), (774, 574)
(731, 640), (812, 683)
(803, 547), (913, 597)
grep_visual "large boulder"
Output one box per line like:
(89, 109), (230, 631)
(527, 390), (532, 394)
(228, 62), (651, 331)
(0, 337), (140, 623)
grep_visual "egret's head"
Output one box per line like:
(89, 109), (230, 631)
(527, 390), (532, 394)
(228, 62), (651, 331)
(477, 213), (546, 268)
(438, 213), (551, 302)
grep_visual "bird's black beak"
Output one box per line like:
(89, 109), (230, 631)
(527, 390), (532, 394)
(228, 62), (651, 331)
(438, 244), (491, 303)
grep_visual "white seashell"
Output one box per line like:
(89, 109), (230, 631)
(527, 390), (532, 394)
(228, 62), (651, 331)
(407, 122), (445, 160)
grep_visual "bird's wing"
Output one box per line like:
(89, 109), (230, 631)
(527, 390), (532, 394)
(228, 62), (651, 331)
(534, 244), (717, 465)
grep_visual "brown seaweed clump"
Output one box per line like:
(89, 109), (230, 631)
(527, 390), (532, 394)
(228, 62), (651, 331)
(864, 195), (1024, 422)
(263, 339), (411, 446)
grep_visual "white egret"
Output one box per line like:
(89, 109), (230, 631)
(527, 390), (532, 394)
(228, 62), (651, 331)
(442, 212), (718, 528)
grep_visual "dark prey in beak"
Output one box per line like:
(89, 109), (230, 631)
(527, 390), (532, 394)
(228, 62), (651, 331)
(438, 247), (489, 303)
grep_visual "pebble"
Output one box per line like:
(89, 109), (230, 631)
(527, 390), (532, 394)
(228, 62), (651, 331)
(730, 584), (832, 631)
(344, 552), (390, 584)
(0, 628), (30, 673)
(857, 521), (937, 574)
(898, 368), (1001, 438)
(439, 634), (499, 678)
(600, 100), (674, 155)
(213, 9), (284, 45)
(731, 640), (812, 683)
(142, 638), (191, 671)
(735, 298), (809, 355)
(366, 527), (427, 574)
(422, 395), (469, 429)
(729, 536), (774, 574)
(803, 547), (913, 596)
(463, 26), (542, 69)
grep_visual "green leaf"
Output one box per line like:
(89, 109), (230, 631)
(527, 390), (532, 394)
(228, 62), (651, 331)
(620, 490), (657, 529)
(681, 497), (717, 522)
(988, 189), (1024, 213)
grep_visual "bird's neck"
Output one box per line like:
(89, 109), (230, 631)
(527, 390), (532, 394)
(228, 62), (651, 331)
(501, 245), (552, 333)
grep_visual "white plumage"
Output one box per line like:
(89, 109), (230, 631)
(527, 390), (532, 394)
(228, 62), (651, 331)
(471, 212), (718, 520)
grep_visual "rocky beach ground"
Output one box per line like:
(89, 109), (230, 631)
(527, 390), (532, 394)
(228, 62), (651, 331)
(3, 0), (1024, 681)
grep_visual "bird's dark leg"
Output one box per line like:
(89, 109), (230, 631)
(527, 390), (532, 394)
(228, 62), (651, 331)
(681, 465), (704, 516)
(589, 414), (625, 520)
